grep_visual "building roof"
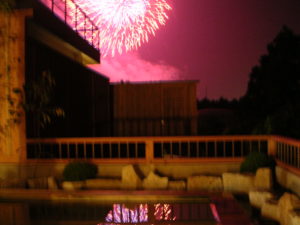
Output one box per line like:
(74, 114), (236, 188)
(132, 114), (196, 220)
(112, 80), (199, 86)
(16, 0), (100, 63)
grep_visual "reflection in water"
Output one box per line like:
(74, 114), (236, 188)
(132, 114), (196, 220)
(0, 200), (217, 225)
(0, 203), (30, 225)
(105, 204), (148, 223)
(99, 202), (215, 225)
(210, 203), (221, 223)
(154, 204), (175, 221)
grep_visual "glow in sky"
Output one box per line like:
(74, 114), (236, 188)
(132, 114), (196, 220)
(40, 0), (300, 99)
(89, 52), (181, 83)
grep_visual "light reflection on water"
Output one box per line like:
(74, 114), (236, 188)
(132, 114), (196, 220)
(105, 203), (148, 223)
(0, 200), (217, 225)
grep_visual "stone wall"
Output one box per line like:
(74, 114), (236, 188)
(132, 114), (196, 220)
(250, 191), (300, 225)
(276, 166), (300, 196)
(0, 161), (241, 180)
(0, 9), (32, 164)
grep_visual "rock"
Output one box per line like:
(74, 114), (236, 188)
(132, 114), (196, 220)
(0, 178), (26, 189)
(62, 181), (85, 191)
(259, 192), (300, 225)
(278, 193), (300, 225)
(27, 177), (48, 189)
(85, 178), (121, 189)
(143, 172), (168, 190)
(187, 175), (222, 191)
(276, 166), (300, 197)
(121, 165), (142, 190)
(27, 177), (58, 189)
(255, 168), (272, 190)
(249, 191), (274, 208)
(48, 177), (59, 190)
(289, 210), (300, 225)
(168, 180), (186, 190)
(222, 173), (254, 193)
(261, 199), (279, 221)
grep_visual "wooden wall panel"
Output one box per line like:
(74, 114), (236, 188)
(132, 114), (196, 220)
(112, 81), (198, 136)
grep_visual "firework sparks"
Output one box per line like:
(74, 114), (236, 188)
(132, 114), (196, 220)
(74, 0), (172, 57)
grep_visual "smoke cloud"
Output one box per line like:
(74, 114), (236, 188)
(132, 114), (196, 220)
(88, 52), (181, 82)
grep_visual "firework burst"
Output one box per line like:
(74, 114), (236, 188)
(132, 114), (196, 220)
(74, 0), (172, 57)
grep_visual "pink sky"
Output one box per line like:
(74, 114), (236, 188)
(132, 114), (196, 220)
(92, 0), (300, 100)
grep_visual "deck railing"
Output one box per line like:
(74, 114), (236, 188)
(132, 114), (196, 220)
(39, 0), (100, 50)
(272, 136), (300, 174)
(26, 135), (300, 173)
(26, 135), (270, 163)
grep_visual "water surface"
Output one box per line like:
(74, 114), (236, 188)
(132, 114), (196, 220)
(0, 199), (219, 225)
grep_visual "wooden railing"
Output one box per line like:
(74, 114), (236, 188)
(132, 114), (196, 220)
(27, 135), (271, 163)
(271, 136), (300, 176)
(26, 135), (300, 172)
(39, 0), (100, 50)
(272, 136), (300, 168)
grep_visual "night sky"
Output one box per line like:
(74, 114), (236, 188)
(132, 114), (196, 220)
(90, 0), (300, 100)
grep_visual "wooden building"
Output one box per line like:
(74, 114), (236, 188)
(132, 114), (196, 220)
(19, 0), (111, 138)
(0, 0), (110, 167)
(112, 81), (198, 136)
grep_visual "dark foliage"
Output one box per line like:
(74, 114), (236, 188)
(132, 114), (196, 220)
(197, 98), (239, 135)
(0, 0), (15, 11)
(240, 26), (300, 138)
(200, 26), (300, 137)
(240, 152), (276, 173)
(197, 97), (238, 109)
(63, 161), (98, 181)
(24, 71), (64, 136)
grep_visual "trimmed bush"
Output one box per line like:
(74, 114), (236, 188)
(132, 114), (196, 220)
(240, 151), (276, 173)
(63, 162), (98, 181)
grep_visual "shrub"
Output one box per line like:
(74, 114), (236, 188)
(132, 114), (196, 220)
(63, 161), (98, 181)
(240, 151), (276, 173)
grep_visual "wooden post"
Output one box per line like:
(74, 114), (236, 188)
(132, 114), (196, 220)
(268, 136), (277, 157)
(145, 140), (154, 163)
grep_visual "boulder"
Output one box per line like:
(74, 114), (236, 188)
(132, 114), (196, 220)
(278, 193), (300, 225)
(0, 178), (26, 189)
(254, 167), (272, 190)
(85, 178), (121, 189)
(187, 175), (222, 191)
(276, 166), (300, 196)
(289, 210), (300, 225)
(48, 177), (59, 190)
(143, 172), (168, 190)
(249, 191), (274, 208)
(27, 177), (48, 189)
(62, 181), (85, 191)
(222, 173), (254, 193)
(121, 165), (142, 190)
(168, 180), (186, 190)
(261, 199), (279, 221)
(27, 177), (58, 189)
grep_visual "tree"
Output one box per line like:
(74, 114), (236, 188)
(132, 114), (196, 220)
(197, 97), (238, 135)
(241, 26), (300, 138)
(0, 0), (15, 12)
(24, 71), (65, 137)
(197, 97), (238, 109)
